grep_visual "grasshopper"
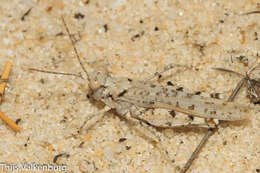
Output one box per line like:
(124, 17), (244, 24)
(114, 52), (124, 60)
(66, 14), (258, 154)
(63, 17), (249, 131)
(30, 17), (250, 172)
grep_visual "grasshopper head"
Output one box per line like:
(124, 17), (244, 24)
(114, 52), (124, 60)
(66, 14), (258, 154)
(88, 71), (108, 90)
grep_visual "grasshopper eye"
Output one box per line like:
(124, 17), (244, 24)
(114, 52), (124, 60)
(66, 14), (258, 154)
(89, 71), (106, 90)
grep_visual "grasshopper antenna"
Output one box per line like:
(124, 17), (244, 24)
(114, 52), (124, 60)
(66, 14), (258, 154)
(29, 17), (90, 80)
(61, 16), (91, 82)
(28, 68), (83, 78)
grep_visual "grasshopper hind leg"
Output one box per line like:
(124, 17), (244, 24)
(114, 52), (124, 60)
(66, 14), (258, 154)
(127, 105), (218, 129)
(113, 100), (218, 131)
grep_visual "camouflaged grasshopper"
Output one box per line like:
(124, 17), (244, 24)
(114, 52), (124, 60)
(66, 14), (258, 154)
(31, 17), (250, 131)
(62, 18), (250, 132)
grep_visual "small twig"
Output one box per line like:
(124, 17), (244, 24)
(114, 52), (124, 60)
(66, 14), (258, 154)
(0, 110), (20, 132)
(242, 11), (260, 15)
(214, 63), (260, 104)
(21, 8), (32, 21)
(180, 128), (215, 173)
(0, 61), (12, 103)
(0, 61), (21, 132)
(53, 153), (70, 163)
(212, 67), (244, 78)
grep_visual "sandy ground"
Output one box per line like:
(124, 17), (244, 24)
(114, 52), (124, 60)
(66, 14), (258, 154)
(0, 0), (259, 172)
